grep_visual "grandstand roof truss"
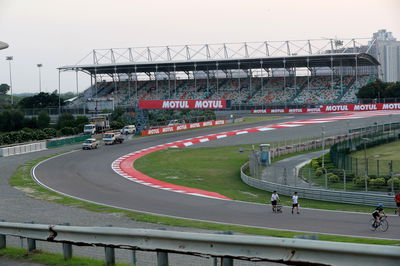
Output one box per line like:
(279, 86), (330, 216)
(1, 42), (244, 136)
(59, 38), (379, 77)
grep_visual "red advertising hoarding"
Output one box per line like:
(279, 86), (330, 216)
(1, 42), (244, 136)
(139, 99), (227, 109)
(251, 103), (400, 114)
(141, 120), (226, 136)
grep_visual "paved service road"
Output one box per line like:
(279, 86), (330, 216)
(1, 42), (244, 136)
(34, 113), (400, 240)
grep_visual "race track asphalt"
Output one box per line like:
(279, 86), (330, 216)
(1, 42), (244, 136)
(34, 113), (400, 240)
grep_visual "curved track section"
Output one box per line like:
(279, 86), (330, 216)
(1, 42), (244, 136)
(34, 112), (400, 240)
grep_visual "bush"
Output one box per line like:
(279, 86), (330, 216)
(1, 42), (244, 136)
(60, 127), (77, 136)
(387, 177), (400, 188)
(311, 159), (320, 169)
(369, 178), (386, 188)
(315, 168), (324, 177)
(327, 173), (340, 183)
(110, 120), (124, 130)
(37, 111), (50, 129)
(353, 176), (370, 187)
(42, 128), (58, 138)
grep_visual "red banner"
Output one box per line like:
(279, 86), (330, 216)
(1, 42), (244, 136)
(141, 120), (226, 136)
(139, 100), (227, 109)
(251, 103), (400, 114)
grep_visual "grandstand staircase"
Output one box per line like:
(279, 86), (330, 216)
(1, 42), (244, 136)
(289, 79), (308, 102)
(244, 85), (262, 104)
(335, 76), (356, 103)
(135, 107), (149, 135)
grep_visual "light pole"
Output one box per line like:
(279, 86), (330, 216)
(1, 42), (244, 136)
(6, 56), (13, 105)
(362, 137), (370, 192)
(37, 63), (43, 93)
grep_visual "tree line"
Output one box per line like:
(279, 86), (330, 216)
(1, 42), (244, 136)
(357, 80), (400, 99)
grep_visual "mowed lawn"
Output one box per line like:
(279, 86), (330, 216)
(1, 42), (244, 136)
(134, 146), (263, 202)
(349, 140), (400, 174)
(351, 140), (400, 160)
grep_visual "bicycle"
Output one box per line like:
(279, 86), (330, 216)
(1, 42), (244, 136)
(369, 215), (389, 232)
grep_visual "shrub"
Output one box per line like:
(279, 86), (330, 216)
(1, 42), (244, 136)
(369, 177), (386, 188)
(327, 173), (340, 183)
(311, 159), (320, 169)
(60, 127), (77, 136)
(42, 128), (58, 138)
(353, 176), (370, 187)
(387, 177), (400, 188)
(110, 120), (124, 130)
(315, 168), (324, 177)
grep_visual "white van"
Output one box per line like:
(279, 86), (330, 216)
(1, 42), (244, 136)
(121, 125), (136, 134)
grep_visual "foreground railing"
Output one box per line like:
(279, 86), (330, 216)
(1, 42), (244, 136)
(0, 221), (399, 266)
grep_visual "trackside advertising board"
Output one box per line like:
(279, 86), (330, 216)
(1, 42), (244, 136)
(141, 120), (226, 136)
(251, 103), (400, 114)
(139, 100), (227, 109)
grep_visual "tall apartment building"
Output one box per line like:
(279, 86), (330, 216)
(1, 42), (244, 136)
(370, 29), (400, 82)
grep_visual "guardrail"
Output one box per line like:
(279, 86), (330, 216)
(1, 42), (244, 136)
(241, 162), (396, 207)
(0, 221), (399, 266)
(0, 141), (46, 157)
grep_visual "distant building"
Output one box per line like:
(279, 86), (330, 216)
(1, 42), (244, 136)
(370, 29), (400, 82)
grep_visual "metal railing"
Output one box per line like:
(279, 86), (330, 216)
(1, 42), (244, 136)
(241, 161), (396, 207)
(0, 221), (399, 266)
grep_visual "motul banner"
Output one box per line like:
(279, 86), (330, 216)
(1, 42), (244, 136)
(251, 103), (400, 114)
(141, 120), (226, 136)
(139, 100), (227, 109)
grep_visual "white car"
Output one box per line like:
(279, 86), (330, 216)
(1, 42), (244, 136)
(82, 138), (99, 150)
(167, 120), (185, 126)
(120, 125), (136, 135)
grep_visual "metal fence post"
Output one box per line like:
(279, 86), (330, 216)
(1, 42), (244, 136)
(157, 227), (169, 266)
(26, 222), (36, 252)
(157, 251), (169, 266)
(62, 223), (72, 260)
(132, 250), (137, 265)
(0, 220), (5, 249)
(104, 225), (115, 266)
(220, 231), (233, 266)
(324, 169), (328, 189)
(343, 169), (346, 191)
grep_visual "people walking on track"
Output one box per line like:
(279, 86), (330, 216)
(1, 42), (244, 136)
(292, 192), (300, 214)
(395, 192), (400, 216)
(271, 191), (280, 213)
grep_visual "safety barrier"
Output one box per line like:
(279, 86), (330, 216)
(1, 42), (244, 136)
(241, 162), (396, 207)
(0, 221), (399, 266)
(46, 135), (91, 148)
(0, 142), (46, 157)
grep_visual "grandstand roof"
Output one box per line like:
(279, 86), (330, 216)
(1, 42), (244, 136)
(0, 41), (9, 50)
(59, 53), (379, 75)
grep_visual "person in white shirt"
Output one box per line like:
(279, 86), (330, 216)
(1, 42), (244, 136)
(271, 191), (279, 212)
(292, 192), (299, 214)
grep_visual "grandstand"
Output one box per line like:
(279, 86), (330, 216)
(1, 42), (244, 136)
(60, 39), (379, 109)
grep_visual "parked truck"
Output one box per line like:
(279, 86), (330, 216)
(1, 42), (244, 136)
(103, 131), (124, 145)
(83, 115), (110, 134)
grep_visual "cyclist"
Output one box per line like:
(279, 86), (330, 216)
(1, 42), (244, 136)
(372, 204), (385, 227)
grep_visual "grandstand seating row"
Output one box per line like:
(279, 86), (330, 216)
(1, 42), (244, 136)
(70, 75), (375, 107)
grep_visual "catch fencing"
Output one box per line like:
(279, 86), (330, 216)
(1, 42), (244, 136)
(241, 162), (396, 207)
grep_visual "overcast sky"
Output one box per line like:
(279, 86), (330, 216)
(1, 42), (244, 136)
(0, 0), (399, 94)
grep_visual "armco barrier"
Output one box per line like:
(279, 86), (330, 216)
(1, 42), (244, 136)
(141, 120), (226, 136)
(0, 142), (46, 157)
(0, 222), (399, 266)
(240, 162), (396, 207)
(251, 102), (400, 114)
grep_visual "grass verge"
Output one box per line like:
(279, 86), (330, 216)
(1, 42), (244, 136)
(0, 247), (130, 266)
(8, 150), (400, 247)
